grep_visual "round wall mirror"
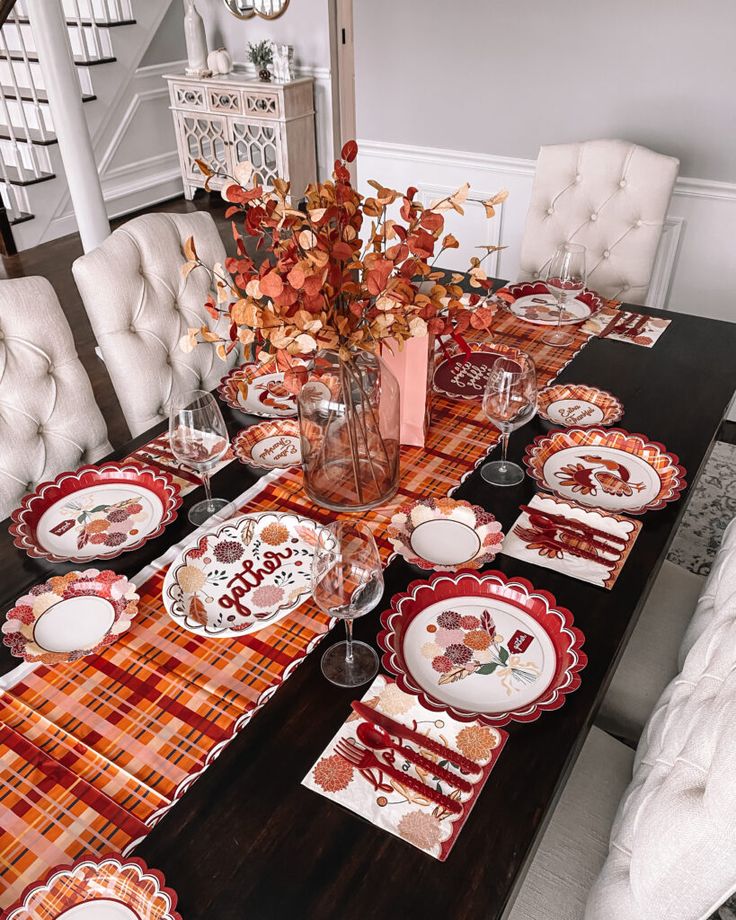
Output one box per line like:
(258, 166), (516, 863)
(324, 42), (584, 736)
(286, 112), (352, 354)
(223, 0), (290, 19)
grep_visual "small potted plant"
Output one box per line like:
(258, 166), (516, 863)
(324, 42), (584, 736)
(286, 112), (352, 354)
(248, 40), (273, 82)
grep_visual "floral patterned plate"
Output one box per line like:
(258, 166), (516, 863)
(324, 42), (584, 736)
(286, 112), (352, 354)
(163, 511), (327, 638)
(503, 281), (604, 325)
(2, 570), (139, 665)
(378, 570), (586, 727)
(523, 427), (687, 514)
(218, 357), (297, 417)
(10, 463), (182, 564)
(233, 419), (301, 470)
(5, 855), (181, 920)
(388, 498), (503, 571)
(537, 383), (624, 427)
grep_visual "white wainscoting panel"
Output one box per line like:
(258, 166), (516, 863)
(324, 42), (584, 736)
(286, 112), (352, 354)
(357, 140), (736, 324)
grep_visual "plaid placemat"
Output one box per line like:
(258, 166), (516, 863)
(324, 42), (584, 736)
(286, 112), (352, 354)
(127, 432), (235, 494)
(0, 310), (606, 907)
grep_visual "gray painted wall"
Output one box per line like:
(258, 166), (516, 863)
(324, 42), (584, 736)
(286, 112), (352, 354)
(354, 0), (736, 181)
(140, 0), (187, 67)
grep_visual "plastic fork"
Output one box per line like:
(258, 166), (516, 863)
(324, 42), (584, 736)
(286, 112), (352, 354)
(335, 738), (464, 814)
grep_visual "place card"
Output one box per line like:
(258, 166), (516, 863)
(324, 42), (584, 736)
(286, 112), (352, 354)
(501, 493), (641, 589)
(303, 674), (507, 861)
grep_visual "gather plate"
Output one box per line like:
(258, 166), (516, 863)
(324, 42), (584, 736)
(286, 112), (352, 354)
(163, 511), (326, 638)
(218, 356), (298, 417)
(503, 281), (603, 325)
(388, 498), (503, 571)
(2, 569), (139, 665)
(233, 419), (301, 470)
(523, 427), (686, 514)
(378, 570), (586, 727)
(537, 383), (624, 427)
(5, 855), (181, 920)
(10, 462), (182, 563)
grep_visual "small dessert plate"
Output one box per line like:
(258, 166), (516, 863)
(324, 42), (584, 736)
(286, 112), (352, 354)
(388, 498), (503, 571)
(218, 357), (298, 417)
(433, 343), (520, 400)
(537, 383), (624, 427)
(233, 419), (301, 470)
(4, 855), (181, 920)
(2, 569), (139, 665)
(503, 281), (603, 325)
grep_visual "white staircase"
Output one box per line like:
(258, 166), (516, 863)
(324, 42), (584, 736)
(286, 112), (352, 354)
(0, 0), (174, 251)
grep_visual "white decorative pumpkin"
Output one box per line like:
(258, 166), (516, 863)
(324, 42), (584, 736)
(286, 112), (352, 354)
(207, 47), (233, 76)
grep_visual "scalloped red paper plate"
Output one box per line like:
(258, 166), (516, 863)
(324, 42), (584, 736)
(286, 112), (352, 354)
(378, 570), (586, 727)
(503, 280), (604, 325)
(9, 462), (182, 563)
(4, 854), (182, 920)
(523, 427), (686, 514)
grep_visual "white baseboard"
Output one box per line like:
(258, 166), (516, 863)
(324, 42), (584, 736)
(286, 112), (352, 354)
(357, 139), (736, 320)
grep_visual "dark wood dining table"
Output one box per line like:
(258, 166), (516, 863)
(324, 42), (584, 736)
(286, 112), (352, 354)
(2, 295), (736, 920)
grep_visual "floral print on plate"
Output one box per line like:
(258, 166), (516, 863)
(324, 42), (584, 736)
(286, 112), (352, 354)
(303, 674), (507, 861)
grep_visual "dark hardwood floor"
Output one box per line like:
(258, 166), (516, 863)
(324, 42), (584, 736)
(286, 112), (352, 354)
(0, 192), (234, 448)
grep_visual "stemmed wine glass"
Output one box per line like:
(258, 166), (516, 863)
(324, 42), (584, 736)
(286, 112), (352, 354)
(312, 521), (384, 688)
(481, 350), (537, 487)
(542, 242), (587, 347)
(169, 389), (230, 526)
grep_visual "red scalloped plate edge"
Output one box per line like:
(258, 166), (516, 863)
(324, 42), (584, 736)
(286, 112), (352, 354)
(9, 462), (182, 563)
(522, 426), (688, 515)
(377, 569), (587, 728)
(503, 280), (604, 314)
(5, 854), (183, 920)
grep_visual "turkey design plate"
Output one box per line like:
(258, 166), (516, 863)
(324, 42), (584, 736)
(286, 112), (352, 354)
(163, 511), (326, 637)
(523, 427), (686, 514)
(10, 463), (181, 563)
(5, 855), (181, 920)
(378, 571), (586, 727)
(537, 383), (624, 427)
(233, 419), (301, 469)
(504, 281), (603, 325)
(218, 357), (297, 417)
(2, 570), (139, 665)
(432, 343), (520, 400)
(388, 498), (503, 571)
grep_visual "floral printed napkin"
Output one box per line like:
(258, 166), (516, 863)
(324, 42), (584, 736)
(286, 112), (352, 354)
(597, 310), (671, 347)
(303, 674), (507, 861)
(501, 493), (641, 589)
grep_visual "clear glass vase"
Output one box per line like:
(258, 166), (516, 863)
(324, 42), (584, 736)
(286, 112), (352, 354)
(296, 349), (400, 512)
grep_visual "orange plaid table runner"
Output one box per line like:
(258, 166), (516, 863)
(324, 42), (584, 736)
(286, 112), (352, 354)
(0, 303), (615, 908)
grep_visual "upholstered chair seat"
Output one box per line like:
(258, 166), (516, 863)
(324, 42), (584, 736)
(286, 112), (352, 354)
(72, 211), (237, 438)
(517, 139), (679, 303)
(0, 276), (111, 520)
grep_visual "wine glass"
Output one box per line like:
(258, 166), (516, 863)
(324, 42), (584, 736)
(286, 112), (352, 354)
(480, 350), (537, 487)
(312, 521), (383, 688)
(542, 242), (587, 347)
(168, 389), (230, 526)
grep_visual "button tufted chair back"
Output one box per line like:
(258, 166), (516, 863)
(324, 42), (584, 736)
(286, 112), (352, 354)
(0, 276), (111, 521)
(518, 139), (679, 304)
(72, 211), (237, 438)
(586, 519), (736, 919)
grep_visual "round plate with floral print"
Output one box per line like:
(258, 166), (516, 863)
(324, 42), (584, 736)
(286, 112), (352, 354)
(537, 383), (624, 427)
(388, 498), (503, 571)
(163, 511), (327, 638)
(233, 419), (301, 470)
(2, 570), (139, 665)
(5, 855), (181, 920)
(378, 570), (586, 727)
(218, 357), (297, 417)
(503, 281), (603, 325)
(10, 463), (182, 563)
(523, 427), (687, 514)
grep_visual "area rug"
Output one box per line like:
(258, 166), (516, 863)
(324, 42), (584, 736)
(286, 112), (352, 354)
(667, 441), (736, 576)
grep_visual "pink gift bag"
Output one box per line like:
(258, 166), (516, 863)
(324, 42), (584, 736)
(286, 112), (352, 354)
(380, 335), (434, 447)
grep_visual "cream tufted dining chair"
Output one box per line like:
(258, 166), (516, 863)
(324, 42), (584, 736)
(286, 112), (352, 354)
(517, 139), (679, 304)
(0, 276), (111, 521)
(72, 211), (237, 438)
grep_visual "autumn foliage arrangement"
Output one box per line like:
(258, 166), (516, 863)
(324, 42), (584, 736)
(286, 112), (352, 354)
(181, 139), (507, 364)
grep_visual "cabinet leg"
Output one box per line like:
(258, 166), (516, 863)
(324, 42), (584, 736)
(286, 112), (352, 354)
(183, 184), (196, 201)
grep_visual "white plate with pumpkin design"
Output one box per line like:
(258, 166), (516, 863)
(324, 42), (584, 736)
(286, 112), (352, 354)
(163, 511), (327, 637)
